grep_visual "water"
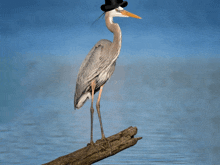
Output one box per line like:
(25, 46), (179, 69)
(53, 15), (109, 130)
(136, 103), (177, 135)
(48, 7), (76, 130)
(1, 56), (219, 165)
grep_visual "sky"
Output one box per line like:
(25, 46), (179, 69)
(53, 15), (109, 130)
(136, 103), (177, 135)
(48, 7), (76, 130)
(1, 0), (220, 58)
(0, 0), (220, 164)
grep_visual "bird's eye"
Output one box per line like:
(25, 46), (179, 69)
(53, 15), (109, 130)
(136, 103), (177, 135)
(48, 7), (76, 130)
(115, 9), (121, 13)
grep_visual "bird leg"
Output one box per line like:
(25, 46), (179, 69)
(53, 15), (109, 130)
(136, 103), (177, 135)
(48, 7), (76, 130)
(90, 80), (96, 145)
(96, 85), (105, 139)
(96, 85), (112, 154)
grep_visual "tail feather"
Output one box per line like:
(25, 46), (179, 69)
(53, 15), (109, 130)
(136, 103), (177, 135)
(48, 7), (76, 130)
(74, 92), (91, 109)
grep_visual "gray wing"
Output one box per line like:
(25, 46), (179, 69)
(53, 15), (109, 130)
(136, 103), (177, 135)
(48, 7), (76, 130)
(74, 39), (112, 107)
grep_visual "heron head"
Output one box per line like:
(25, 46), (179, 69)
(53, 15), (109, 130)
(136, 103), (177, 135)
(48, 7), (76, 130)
(107, 6), (141, 19)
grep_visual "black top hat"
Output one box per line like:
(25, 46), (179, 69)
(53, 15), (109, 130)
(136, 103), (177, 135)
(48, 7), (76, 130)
(101, 0), (128, 12)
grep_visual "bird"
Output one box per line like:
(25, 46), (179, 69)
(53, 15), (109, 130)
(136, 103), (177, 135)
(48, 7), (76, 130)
(74, 0), (141, 145)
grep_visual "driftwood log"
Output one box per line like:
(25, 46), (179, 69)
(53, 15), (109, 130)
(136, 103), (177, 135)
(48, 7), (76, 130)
(43, 126), (142, 165)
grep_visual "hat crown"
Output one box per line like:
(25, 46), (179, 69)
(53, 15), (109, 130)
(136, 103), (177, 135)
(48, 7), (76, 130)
(101, 0), (128, 12)
(105, 0), (123, 6)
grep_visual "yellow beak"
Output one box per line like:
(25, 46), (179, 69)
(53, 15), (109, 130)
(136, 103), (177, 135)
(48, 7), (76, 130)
(121, 10), (142, 19)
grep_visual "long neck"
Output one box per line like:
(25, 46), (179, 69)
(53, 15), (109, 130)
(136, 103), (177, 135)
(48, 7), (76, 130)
(105, 14), (122, 57)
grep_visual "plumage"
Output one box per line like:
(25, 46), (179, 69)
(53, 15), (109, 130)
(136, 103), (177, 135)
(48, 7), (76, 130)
(73, 4), (141, 144)
(74, 39), (116, 109)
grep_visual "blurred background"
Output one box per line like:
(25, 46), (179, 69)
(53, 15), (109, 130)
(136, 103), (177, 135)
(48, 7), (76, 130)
(0, 0), (220, 164)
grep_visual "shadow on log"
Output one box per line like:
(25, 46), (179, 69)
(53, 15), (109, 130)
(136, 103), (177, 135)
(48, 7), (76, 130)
(43, 126), (142, 165)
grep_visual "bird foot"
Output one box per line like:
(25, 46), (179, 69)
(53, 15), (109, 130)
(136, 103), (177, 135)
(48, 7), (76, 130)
(97, 137), (112, 155)
(87, 140), (95, 147)
(86, 140), (102, 158)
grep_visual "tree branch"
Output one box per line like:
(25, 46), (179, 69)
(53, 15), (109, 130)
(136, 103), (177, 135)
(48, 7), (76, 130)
(43, 126), (142, 165)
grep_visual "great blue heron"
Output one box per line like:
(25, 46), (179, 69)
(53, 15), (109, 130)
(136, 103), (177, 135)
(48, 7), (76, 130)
(74, 0), (141, 145)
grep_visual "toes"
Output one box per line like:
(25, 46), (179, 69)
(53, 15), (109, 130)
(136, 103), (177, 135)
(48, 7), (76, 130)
(90, 140), (95, 146)
(87, 140), (95, 146)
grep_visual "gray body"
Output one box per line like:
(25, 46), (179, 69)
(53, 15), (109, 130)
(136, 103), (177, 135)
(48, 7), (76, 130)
(74, 39), (116, 109)
(74, 12), (122, 109)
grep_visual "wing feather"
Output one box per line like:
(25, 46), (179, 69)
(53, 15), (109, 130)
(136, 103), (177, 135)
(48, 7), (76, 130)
(74, 39), (112, 107)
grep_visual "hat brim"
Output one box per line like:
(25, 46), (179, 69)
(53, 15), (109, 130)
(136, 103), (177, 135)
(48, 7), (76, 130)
(101, 1), (128, 12)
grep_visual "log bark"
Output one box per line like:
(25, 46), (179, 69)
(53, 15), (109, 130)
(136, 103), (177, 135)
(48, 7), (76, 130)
(43, 126), (142, 165)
